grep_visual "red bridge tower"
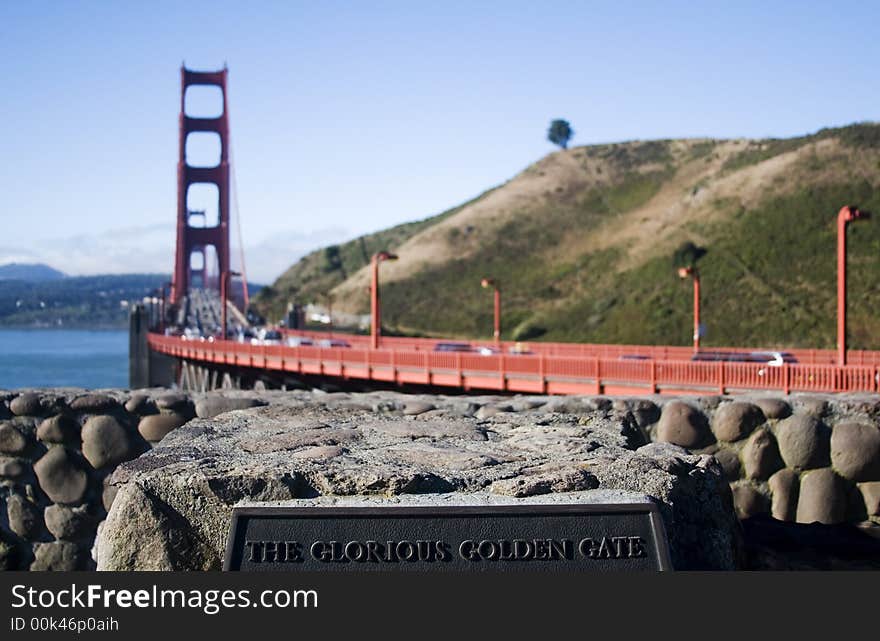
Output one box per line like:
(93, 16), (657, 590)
(170, 66), (231, 304)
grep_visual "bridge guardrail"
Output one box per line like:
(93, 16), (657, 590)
(148, 333), (880, 395)
(278, 328), (880, 365)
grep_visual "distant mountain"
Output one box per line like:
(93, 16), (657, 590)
(254, 122), (880, 350)
(0, 263), (65, 281)
(0, 273), (265, 329)
(0, 274), (169, 329)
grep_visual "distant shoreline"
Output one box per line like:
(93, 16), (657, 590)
(0, 325), (127, 331)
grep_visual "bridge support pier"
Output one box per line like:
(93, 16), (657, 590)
(129, 305), (176, 388)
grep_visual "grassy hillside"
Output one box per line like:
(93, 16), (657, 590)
(253, 188), (498, 319)
(255, 123), (880, 350)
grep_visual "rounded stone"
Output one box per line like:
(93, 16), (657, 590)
(698, 396), (725, 412)
(0, 422), (29, 454)
(794, 397), (827, 418)
(656, 401), (712, 449)
(713, 448), (741, 481)
(124, 394), (153, 414)
(6, 493), (43, 539)
(10, 392), (43, 416)
(629, 400), (660, 428)
(44, 504), (96, 541)
(712, 401), (765, 442)
(138, 413), (187, 442)
(768, 468), (799, 522)
(742, 427), (784, 481)
(774, 414), (830, 471)
(36, 415), (80, 444)
(796, 468), (847, 524)
(33, 446), (89, 504)
(830, 422), (880, 482)
(81, 415), (135, 469)
(753, 398), (791, 420)
(731, 484), (769, 519)
(154, 393), (191, 411)
(30, 541), (84, 571)
(70, 393), (118, 413)
(858, 482), (880, 516)
(0, 457), (29, 479)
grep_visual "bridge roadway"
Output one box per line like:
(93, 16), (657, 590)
(147, 331), (880, 395)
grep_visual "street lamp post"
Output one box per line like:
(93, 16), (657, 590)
(837, 205), (870, 366)
(481, 278), (501, 345)
(370, 251), (398, 349)
(325, 293), (334, 338)
(678, 266), (700, 352)
(221, 270), (242, 339)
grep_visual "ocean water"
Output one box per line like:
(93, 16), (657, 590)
(0, 329), (128, 390)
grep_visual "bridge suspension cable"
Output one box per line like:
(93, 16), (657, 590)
(226, 81), (250, 311)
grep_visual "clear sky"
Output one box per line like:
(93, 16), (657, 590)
(1, 1), (878, 283)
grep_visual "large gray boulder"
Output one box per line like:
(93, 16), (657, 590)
(97, 402), (741, 571)
(656, 401), (713, 448)
(775, 414), (830, 471)
(830, 422), (880, 482)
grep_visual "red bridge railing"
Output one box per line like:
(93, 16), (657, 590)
(148, 333), (880, 395)
(279, 329), (880, 365)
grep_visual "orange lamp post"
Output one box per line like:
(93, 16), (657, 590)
(678, 266), (700, 352)
(837, 205), (870, 366)
(481, 278), (501, 345)
(370, 251), (398, 349)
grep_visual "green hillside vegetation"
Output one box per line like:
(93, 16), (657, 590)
(254, 188), (498, 315)
(255, 123), (880, 350)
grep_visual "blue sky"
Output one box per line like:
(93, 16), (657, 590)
(1, 1), (878, 283)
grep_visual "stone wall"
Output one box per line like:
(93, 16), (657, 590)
(0, 389), (262, 570)
(96, 393), (740, 570)
(641, 395), (880, 527)
(3, 388), (879, 571)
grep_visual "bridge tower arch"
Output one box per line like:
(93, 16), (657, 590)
(171, 66), (230, 304)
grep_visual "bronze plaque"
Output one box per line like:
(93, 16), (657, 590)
(224, 503), (672, 571)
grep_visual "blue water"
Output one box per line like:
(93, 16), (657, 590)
(0, 329), (128, 389)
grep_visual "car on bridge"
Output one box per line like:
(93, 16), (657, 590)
(691, 351), (798, 366)
(475, 346), (501, 355)
(318, 338), (352, 348)
(434, 342), (474, 353)
(250, 329), (283, 345)
(286, 336), (314, 347)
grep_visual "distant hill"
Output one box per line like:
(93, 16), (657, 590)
(0, 274), (169, 328)
(0, 273), (266, 329)
(254, 122), (880, 350)
(0, 263), (65, 281)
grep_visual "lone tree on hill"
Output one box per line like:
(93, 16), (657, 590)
(547, 119), (573, 149)
(673, 241), (708, 269)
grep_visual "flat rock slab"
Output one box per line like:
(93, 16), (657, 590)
(97, 396), (740, 571)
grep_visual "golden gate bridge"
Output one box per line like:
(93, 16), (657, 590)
(138, 66), (879, 396)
